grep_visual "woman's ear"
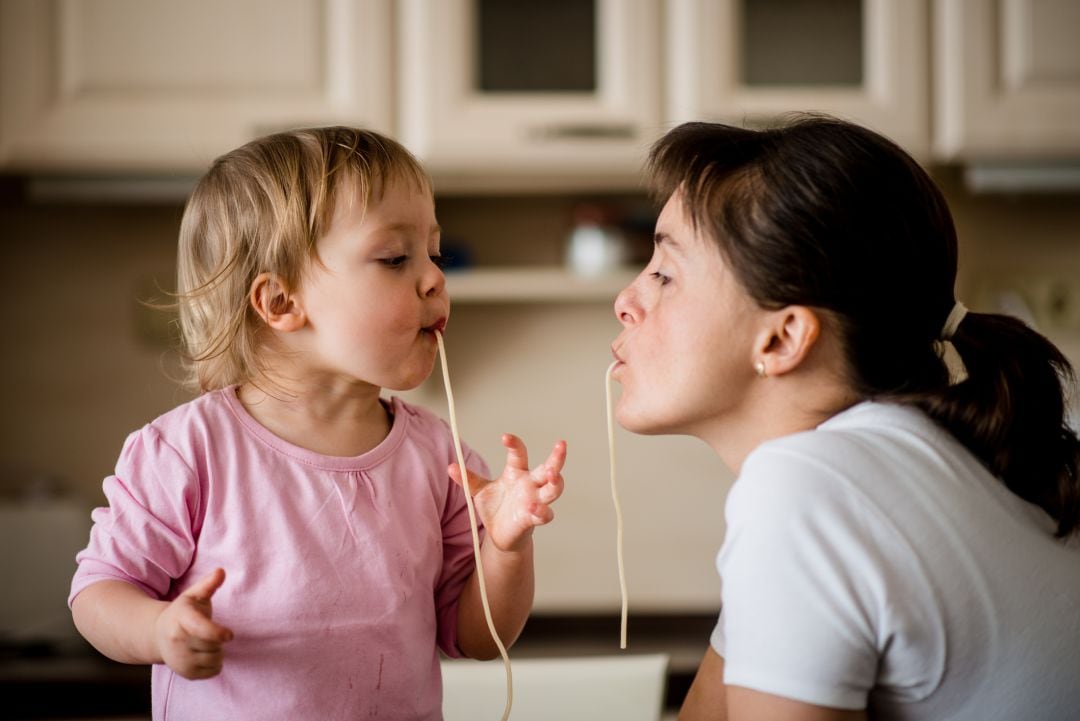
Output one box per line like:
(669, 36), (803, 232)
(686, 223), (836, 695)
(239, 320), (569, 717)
(753, 306), (821, 378)
(249, 272), (305, 332)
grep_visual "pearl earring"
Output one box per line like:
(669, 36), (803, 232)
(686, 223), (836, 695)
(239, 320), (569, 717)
(754, 361), (767, 378)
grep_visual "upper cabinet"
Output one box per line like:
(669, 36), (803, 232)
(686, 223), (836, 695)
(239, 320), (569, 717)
(397, 0), (662, 189)
(666, 0), (929, 157)
(3, 0), (1078, 179)
(0, 0), (393, 172)
(933, 0), (1080, 161)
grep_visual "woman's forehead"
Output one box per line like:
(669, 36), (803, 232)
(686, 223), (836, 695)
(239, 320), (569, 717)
(656, 195), (720, 255)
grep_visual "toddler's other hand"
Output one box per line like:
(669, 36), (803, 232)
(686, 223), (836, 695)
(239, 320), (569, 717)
(154, 568), (234, 680)
(449, 435), (567, 553)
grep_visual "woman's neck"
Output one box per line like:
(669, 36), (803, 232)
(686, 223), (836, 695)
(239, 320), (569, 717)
(236, 376), (393, 458)
(699, 375), (860, 476)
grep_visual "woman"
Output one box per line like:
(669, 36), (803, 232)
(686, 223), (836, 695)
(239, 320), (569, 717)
(610, 116), (1080, 721)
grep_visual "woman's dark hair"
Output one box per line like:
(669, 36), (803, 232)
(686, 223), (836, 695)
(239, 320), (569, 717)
(648, 115), (1080, 538)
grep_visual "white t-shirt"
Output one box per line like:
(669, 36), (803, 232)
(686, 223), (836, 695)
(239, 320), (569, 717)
(711, 401), (1080, 721)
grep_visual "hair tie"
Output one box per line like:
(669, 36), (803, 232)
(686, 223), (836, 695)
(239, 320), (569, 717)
(940, 302), (968, 340)
(936, 301), (969, 384)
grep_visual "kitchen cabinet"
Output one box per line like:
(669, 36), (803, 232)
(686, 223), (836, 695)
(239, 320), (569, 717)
(933, 0), (1080, 160)
(666, 0), (930, 157)
(401, 0), (930, 184)
(0, 0), (393, 172)
(6, 0), (1080, 177)
(397, 0), (662, 189)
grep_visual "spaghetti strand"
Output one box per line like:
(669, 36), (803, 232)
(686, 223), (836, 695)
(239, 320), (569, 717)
(606, 361), (629, 649)
(435, 330), (513, 720)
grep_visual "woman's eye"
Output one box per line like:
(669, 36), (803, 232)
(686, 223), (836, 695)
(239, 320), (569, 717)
(381, 255), (408, 268)
(650, 271), (671, 286)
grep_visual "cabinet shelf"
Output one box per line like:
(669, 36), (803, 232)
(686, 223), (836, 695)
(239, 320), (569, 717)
(445, 267), (638, 303)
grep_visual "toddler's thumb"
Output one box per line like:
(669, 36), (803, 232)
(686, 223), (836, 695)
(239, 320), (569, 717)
(183, 568), (226, 602)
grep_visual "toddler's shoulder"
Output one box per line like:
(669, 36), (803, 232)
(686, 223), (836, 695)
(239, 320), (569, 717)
(391, 396), (450, 434)
(387, 396), (489, 474)
(143, 387), (237, 440)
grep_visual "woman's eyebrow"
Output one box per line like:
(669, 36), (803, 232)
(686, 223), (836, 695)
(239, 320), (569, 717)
(654, 232), (682, 253)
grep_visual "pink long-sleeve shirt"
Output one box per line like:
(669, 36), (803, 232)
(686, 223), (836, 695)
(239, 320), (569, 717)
(69, 388), (488, 721)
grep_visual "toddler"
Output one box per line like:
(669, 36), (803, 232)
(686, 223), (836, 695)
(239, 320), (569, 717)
(69, 127), (566, 721)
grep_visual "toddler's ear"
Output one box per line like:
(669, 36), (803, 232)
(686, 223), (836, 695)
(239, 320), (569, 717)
(250, 272), (305, 332)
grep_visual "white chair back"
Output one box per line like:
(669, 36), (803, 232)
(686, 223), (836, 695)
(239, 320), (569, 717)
(442, 653), (669, 721)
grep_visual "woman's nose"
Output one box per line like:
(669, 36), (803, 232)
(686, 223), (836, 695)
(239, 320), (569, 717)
(614, 281), (640, 327)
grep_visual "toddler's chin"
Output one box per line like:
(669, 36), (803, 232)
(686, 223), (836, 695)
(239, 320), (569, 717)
(384, 364), (436, 393)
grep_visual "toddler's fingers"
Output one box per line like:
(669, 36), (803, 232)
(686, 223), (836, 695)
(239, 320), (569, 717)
(187, 635), (228, 653)
(528, 502), (555, 525)
(179, 611), (233, 644)
(448, 463), (492, 496)
(538, 474), (564, 504)
(542, 440), (567, 474)
(188, 654), (225, 680)
(502, 433), (530, 471)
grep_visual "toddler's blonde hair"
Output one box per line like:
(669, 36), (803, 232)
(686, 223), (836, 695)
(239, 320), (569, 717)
(176, 126), (430, 392)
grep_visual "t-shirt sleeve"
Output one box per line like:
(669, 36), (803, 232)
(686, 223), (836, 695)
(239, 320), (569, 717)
(69, 425), (200, 607)
(713, 447), (887, 710)
(434, 443), (490, 658)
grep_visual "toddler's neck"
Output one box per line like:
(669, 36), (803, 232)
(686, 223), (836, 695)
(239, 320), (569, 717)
(235, 382), (393, 458)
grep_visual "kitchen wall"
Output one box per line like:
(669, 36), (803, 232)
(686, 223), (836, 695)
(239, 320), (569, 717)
(2, 171), (1079, 620)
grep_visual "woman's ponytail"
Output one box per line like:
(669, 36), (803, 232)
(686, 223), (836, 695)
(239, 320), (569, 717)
(910, 312), (1080, 538)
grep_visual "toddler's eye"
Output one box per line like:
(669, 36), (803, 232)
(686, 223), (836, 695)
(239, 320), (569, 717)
(381, 255), (408, 268)
(430, 254), (451, 269)
(650, 271), (671, 286)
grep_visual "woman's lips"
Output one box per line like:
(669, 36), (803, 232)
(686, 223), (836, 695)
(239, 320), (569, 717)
(610, 347), (625, 378)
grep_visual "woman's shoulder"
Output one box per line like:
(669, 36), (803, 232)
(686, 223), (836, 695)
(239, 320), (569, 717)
(740, 403), (940, 504)
(752, 401), (940, 469)
(737, 401), (983, 533)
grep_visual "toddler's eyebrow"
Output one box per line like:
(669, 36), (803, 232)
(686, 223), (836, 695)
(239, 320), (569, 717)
(379, 222), (441, 236)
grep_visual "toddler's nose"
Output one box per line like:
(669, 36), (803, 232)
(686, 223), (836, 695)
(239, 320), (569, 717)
(421, 261), (446, 298)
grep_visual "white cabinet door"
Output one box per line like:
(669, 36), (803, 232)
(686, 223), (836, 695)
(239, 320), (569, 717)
(0, 0), (392, 172)
(934, 0), (1080, 160)
(666, 0), (929, 157)
(398, 0), (662, 189)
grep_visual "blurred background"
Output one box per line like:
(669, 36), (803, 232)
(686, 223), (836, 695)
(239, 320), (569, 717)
(2, 0), (1079, 718)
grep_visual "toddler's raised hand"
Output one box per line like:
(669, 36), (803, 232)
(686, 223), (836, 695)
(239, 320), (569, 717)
(449, 434), (567, 553)
(154, 568), (234, 680)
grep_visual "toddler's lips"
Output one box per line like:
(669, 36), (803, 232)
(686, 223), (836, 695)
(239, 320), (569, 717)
(423, 318), (448, 335)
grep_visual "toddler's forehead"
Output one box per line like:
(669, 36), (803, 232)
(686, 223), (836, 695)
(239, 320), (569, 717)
(328, 169), (431, 216)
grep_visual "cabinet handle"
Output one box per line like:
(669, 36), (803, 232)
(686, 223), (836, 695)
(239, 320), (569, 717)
(528, 124), (638, 141)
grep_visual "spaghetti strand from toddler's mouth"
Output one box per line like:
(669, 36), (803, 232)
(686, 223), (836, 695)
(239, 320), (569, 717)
(435, 329), (513, 721)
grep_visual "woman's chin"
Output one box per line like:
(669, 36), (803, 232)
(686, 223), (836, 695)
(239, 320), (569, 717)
(616, 405), (678, 436)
